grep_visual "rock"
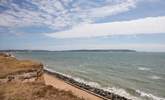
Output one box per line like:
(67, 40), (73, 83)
(44, 69), (130, 100)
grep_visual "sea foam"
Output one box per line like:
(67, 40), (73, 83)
(138, 67), (151, 71)
(103, 87), (140, 100)
(136, 90), (165, 100)
(45, 67), (165, 100)
(149, 75), (162, 80)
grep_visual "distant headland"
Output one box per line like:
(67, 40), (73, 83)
(0, 49), (136, 52)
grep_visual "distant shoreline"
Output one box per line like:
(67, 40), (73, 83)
(0, 49), (136, 52)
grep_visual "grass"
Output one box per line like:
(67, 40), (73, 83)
(0, 82), (84, 100)
(0, 53), (84, 100)
(0, 53), (43, 78)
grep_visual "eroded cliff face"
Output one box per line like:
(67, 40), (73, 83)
(0, 53), (84, 100)
(0, 53), (44, 83)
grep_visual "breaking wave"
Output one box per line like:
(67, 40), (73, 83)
(136, 90), (165, 100)
(45, 67), (165, 100)
(149, 75), (162, 80)
(138, 67), (151, 71)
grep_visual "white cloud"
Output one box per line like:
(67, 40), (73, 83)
(87, 0), (136, 18)
(46, 16), (165, 38)
(0, 0), (138, 31)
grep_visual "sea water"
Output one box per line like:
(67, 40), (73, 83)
(13, 51), (165, 100)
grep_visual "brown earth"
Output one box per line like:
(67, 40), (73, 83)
(0, 53), (84, 100)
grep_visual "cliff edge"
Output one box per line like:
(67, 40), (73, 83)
(0, 52), (44, 83)
(0, 53), (84, 100)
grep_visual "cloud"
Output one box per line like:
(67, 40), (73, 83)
(0, 0), (137, 32)
(46, 16), (165, 38)
(87, 0), (136, 18)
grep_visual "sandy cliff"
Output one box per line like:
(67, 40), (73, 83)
(0, 53), (84, 100)
(0, 53), (44, 83)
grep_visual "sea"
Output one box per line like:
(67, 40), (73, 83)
(12, 51), (165, 100)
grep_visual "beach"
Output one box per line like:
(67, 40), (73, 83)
(0, 52), (128, 100)
(6, 51), (165, 100)
(43, 69), (128, 100)
(44, 73), (102, 100)
(12, 51), (165, 100)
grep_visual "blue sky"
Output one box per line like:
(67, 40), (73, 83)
(0, 0), (165, 52)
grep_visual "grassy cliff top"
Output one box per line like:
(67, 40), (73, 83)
(0, 82), (84, 100)
(0, 53), (43, 78)
(0, 53), (84, 100)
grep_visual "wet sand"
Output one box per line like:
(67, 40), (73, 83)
(44, 73), (102, 100)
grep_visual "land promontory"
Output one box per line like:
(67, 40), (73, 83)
(0, 53), (84, 100)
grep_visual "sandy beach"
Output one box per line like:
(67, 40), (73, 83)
(44, 73), (102, 100)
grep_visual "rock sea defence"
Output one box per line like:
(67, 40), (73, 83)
(44, 69), (130, 100)
(0, 53), (84, 100)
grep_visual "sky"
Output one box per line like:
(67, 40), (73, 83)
(0, 0), (165, 52)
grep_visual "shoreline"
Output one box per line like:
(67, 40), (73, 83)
(44, 73), (102, 100)
(44, 69), (129, 100)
